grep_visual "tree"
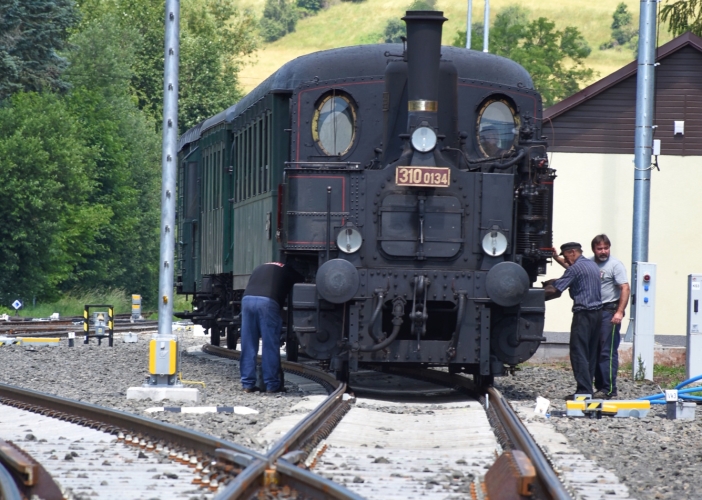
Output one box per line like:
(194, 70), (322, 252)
(453, 7), (594, 106)
(601, 3), (636, 50)
(452, 23), (485, 49)
(0, 0), (80, 100)
(384, 18), (405, 43)
(297, 0), (324, 17)
(260, 0), (298, 42)
(63, 16), (162, 298)
(76, 0), (257, 132)
(382, 0), (438, 44)
(661, 0), (702, 37)
(0, 92), (109, 303)
(180, 0), (257, 131)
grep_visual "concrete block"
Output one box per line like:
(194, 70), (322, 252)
(126, 386), (200, 403)
(123, 332), (139, 343)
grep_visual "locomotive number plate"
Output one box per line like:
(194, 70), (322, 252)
(395, 166), (450, 188)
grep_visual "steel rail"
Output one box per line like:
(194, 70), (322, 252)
(202, 344), (340, 391)
(0, 462), (21, 500)
(487, 387), (571, 500)
(375, 366), (571, 500)
(203, 344), (362, 500)
(0, 383), (263, 461)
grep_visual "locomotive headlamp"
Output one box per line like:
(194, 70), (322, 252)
(337, 226), (363, 254)
(482, 230), (508, 257)
(411, 127), (437, 152)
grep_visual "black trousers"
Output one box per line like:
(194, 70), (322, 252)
(594, 308), (621, 395)
(569, 308), (602, 394)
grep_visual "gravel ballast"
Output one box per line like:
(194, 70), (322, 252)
(0, 336), (313, 452)
(495, 365), (699, 500)
(0, 337), (699, 499)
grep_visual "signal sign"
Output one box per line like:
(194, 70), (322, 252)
(11, 299), (22, 310)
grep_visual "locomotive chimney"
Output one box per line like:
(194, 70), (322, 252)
(403, 10), (447, 164)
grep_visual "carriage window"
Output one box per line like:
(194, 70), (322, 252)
(476, 99), (518, 158)
(312, 93), (356, 156)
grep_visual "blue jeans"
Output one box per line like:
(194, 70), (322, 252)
(240, 296), (283, 391)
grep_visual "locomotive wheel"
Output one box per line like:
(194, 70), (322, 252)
(474, 373), (494, 389)
(226, 327), (239, 350)
(210, 327), (221, 346)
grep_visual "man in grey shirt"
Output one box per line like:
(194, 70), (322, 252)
(590, 234), (629, 398)
(553, 234), (629, 398)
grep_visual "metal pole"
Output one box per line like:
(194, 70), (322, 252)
(466, 0), (472, 49)
(630, 0), (658, 377)
(632, 0), (657, 265)
(158, 0), (180, 338)
(483, 0), (489, 53)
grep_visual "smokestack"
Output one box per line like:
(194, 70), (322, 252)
(403, 11), (447, 132)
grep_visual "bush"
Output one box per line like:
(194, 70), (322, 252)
(297, 0), (323, 13)
(260, 0), (298, 42)
(384, 18), (405, 43)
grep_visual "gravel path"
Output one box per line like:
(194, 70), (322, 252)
(0, 335), (314, 452)
(495, 364), (700, 500)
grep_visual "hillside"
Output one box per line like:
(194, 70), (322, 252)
(236, 0), (673, 94)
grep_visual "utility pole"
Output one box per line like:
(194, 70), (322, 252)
(483, 0), (490, 53)
(158, 0), (180, 340)
(127, 0), (198, 402)
(466, 0), (472, 49)
(630, 0), (658, 381)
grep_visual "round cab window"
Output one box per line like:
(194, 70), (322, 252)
(476, 99), (518, 157)
(312, 94), (356, 156)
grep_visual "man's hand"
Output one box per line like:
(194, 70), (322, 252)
(552, 252), (569, 269)
(543, 283), (561, 301)
(611, 310), (624, 325)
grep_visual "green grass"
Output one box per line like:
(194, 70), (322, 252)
(0, 289), (132, 318)
(618, 362), (690, 389)
(0, 289), (192, 320)
(238, 0), (674, 93)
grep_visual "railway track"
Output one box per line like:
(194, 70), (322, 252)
(201, 345), (573, 500)
(1, 340), (626, 499)
(0, 344), (357, 500)
(0, 318), (159, 338)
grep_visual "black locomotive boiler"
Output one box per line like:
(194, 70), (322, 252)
(176, 11), (556, 385)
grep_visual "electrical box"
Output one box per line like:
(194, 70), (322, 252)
(632, 262), (656, 381)
(149, 339), (177, 375)
(686, 274), (702, 379)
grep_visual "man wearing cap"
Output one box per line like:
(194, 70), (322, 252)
(544, 242), (602, 400)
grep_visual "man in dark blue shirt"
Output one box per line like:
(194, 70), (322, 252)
(240, 262), (303, 393)
(544, 242), (602, 399)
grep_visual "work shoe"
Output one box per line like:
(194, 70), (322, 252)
(242, 387), (260, 393)
(266, 387), (287, 394)
(593, 390), (617, 400)
(564, 393), (592, 401)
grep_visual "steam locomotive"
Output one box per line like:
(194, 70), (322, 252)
(176, 11), (555, 385)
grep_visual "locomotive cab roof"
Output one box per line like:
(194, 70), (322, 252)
(177, 44), (534, 152)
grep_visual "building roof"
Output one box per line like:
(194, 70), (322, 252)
(545, 32), (702, 121)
